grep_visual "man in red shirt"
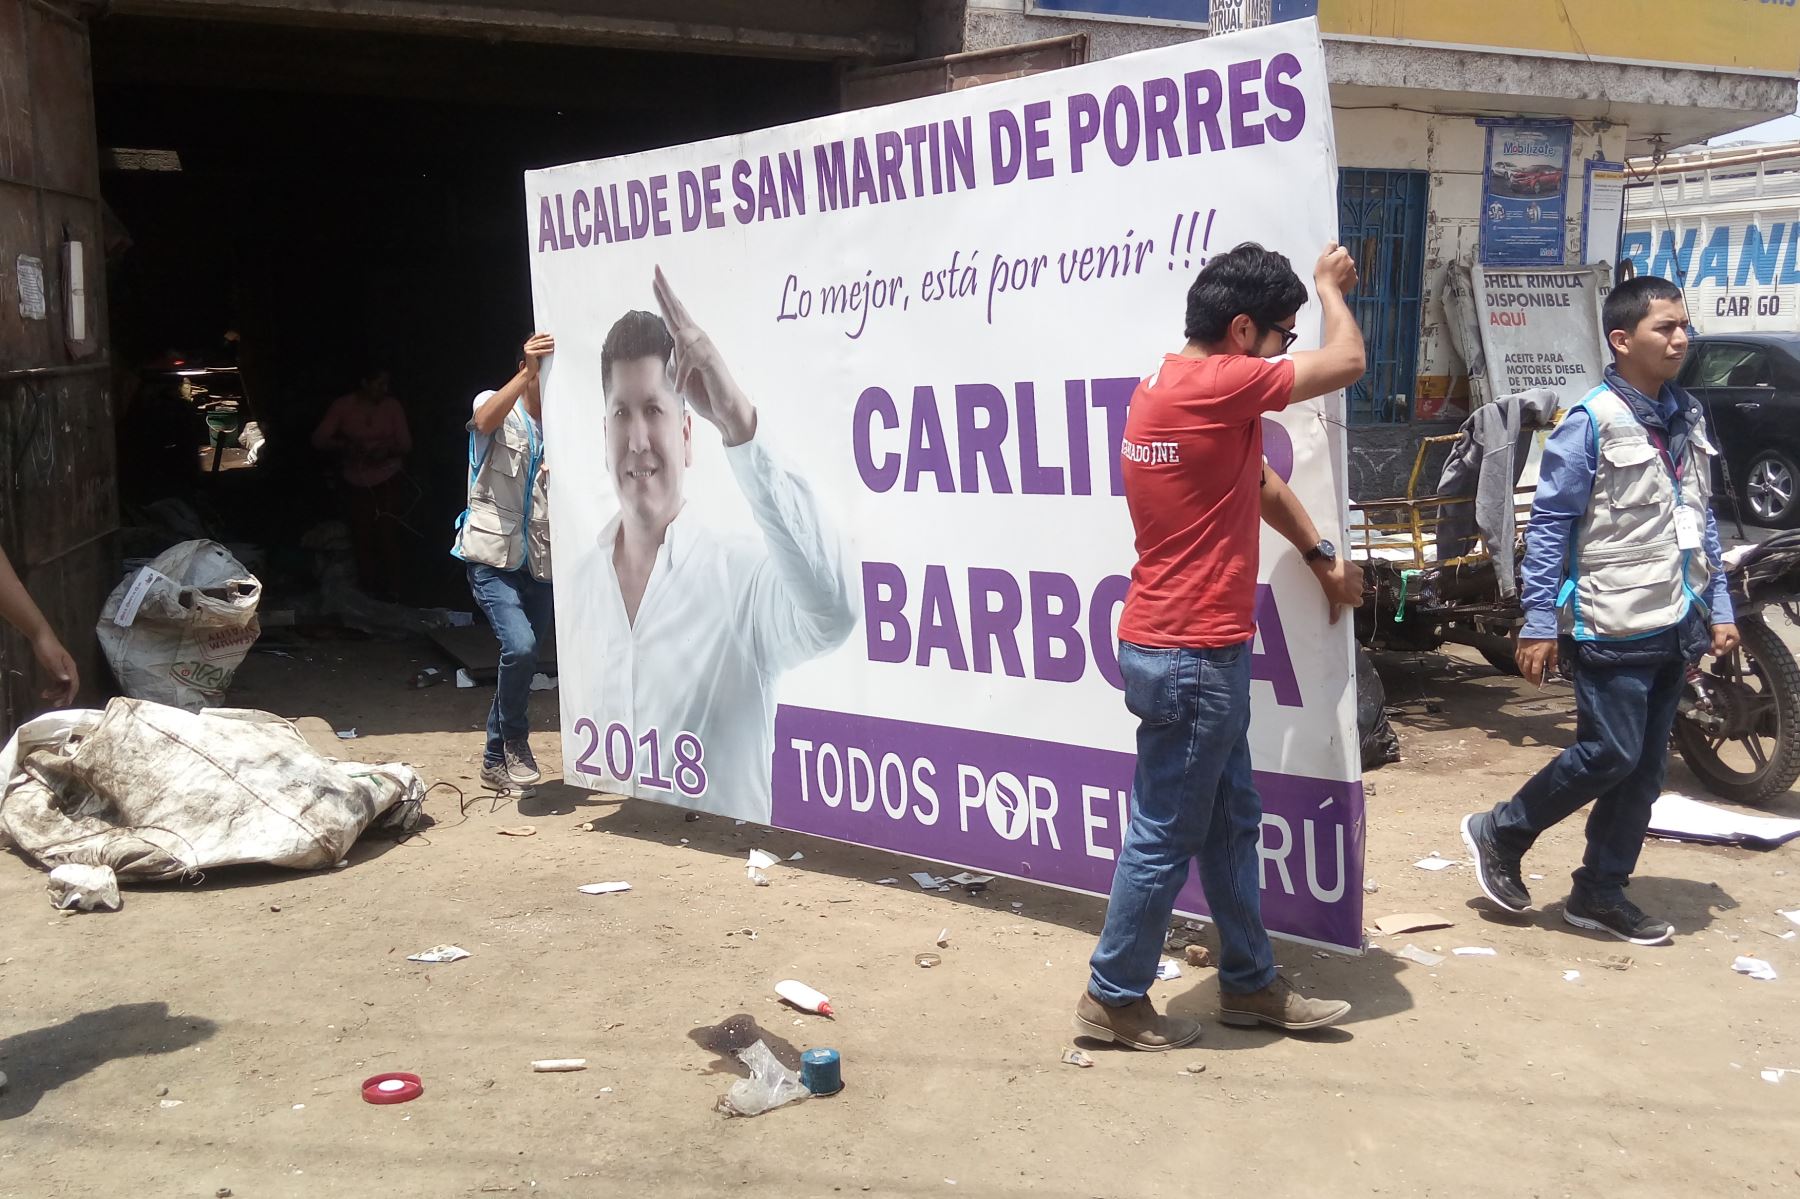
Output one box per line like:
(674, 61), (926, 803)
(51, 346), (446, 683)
(1075, 242), (1368, 1051)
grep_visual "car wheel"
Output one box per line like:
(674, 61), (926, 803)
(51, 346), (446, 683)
(1746, 448), (1800, 528)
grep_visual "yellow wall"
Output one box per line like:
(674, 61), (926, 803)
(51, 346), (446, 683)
(1320, 0), (1800, 75)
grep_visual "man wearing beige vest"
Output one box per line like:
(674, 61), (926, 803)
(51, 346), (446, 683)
(455, 333), (556, 794)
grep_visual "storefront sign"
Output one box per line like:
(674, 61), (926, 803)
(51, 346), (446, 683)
(1580, 160), (1627, 267)
(1472, 265), (1608, 409)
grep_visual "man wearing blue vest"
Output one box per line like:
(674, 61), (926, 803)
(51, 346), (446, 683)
(456, 333), (556, 794)
(1461, 277), (1738, 946)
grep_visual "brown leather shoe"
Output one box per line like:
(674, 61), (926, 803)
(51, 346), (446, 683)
(1073, 991), (1202, 1051)
(1218, 975), (1349, 1031)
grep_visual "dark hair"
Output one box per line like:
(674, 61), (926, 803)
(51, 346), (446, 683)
(1184, 242), (1309, 344)
(1603, 275), (1684, 339)
(601, 310), (675, 395)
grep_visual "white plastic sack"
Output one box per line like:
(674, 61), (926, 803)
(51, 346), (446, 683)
(48, 863), (121, 911)
(98, 540), (261, 711)
(0, 698), (423, 881)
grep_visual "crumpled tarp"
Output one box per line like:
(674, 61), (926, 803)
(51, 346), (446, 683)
(0, 698), (422, 881)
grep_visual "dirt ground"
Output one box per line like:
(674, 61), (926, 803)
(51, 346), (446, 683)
(3, 635), (1798, 1199)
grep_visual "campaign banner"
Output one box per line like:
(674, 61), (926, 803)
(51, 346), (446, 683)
(526, 19), (1365, 951)
(1480, 120), (1572, 267)
(1473, 265), (1608, 410)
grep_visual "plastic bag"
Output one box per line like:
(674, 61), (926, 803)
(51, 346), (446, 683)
(47, 863), (121, 912)
(717, 1040), (811, 1117)
(97, 540), (261, 711)
(1356, 646), (1401, 770)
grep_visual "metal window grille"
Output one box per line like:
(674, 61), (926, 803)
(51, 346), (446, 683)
(1337, 168), (1429, 425)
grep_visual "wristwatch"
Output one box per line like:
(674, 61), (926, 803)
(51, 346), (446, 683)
(1304, 539), (1337, 565)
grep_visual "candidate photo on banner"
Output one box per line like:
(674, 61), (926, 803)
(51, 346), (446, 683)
(558, 269), (857, 822)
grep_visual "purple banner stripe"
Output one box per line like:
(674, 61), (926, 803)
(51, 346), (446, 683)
(772, 704), (1365, 951)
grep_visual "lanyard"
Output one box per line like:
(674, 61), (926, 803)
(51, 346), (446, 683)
(1643, 426), (1682, 485)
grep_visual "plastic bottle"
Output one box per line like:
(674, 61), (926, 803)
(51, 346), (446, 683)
(775, 979), (834, 1016)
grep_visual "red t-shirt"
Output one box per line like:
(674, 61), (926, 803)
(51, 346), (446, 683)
(1117, 353), (1296, 648)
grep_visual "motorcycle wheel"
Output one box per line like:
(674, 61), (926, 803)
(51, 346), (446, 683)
(1672, 614), (1800, 806)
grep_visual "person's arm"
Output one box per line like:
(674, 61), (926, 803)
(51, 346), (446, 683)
(311, 395), (345, 451)
(0, 548), (77, 705)
(1259, 464), (1363, 624)
(388, 399), (412, 458)
(1288, 244), (1366, 404)
(652, 267), (851, 667)
(472, 334), (556, 436)
(1515, 409), (1596, 685)
(1702, 506), (1741, 655)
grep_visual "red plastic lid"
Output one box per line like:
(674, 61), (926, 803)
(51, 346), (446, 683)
(361, 1072), (424, 1104)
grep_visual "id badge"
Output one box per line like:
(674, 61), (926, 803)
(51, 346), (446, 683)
(1675, 507), (1702, 550)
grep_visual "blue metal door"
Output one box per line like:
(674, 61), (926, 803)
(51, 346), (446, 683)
(1337, 168), (1429, 425)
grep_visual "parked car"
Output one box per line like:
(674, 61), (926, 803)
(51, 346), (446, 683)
(1681, 332), (1800, 527)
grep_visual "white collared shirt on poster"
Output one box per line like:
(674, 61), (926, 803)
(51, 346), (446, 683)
(560, 437), (857, 822)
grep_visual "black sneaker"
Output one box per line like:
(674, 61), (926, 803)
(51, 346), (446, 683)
(1564, 892), (1673, 946)
(1460, 812), (1531, 913)
(504, 738), (543, 787)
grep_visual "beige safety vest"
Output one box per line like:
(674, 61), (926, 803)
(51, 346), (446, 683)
(453, 398), (551, 581)
(1557, 386), (1716, 640)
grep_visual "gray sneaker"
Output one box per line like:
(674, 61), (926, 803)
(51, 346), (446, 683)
(504, 739), (543, 787)
(480, 760), (531, 796)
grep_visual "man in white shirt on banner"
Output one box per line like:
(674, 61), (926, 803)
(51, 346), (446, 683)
(563, 268), (856, 821)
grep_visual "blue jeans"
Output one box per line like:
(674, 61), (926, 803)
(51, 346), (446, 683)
(1089, 640), (1277, 1002)
(467, 564), (554, 767)
(1488, 639), (1686, 900)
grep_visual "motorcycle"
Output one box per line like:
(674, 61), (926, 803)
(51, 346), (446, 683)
(1672, 532), (1800, 806)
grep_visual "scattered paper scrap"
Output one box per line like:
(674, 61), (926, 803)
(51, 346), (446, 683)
(1060, 1048), (1094, 1068)
(496, 826), (537, 837)
(1649, 793), (1800, 848)
(875, 878), (898, 885)
(1762, 1068), (1794, 1084)
(1528, 874), (1545, 881)
(455, 669), (477, 688)
(407, 945), (471, 963)
(947, 872), (994, 886)
(1733, 955), (1778, 981)
(910, 872), (950, 891)
(1156, 959), (1182, 981)
(787, 852), (804, 862)
(1373, 912), (1454, 936)
(1413, 855), (1455, 872)
(529, 673), (558, 692)
(1395, 944), (1444, 966)
(336, 729), (359, 740)
(747, 849), (780, 871)
(749, 869), (770, 887)
(578, 882), (632, 895)
(1452, 947), (1497, 957)
(1780, 909), (1800, 927)
(159, 1099), (183, 1109)
(1562, 970), (1581, 982)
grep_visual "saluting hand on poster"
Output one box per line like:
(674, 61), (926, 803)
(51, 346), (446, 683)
(653, 265), (758, 448)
